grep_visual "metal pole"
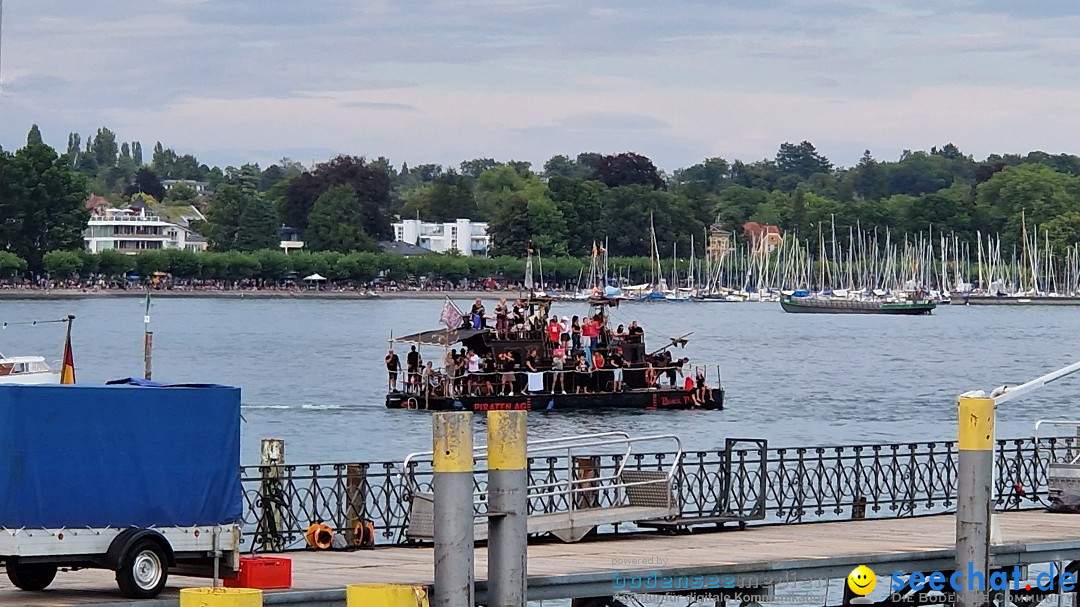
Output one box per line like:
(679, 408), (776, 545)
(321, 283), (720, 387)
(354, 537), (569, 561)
(487, 411), (527, 607)
(433, 412), (474, 607)
(143, 331), (153, 380)
(956, 393), (995, 607)
(143, 292), (152, 380)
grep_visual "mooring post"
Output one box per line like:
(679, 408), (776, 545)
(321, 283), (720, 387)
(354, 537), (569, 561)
(955, 392), (995, 607)
(487, 410), (527, 607)
(259, 438), (286, 553)
(433, 412), (474, 607)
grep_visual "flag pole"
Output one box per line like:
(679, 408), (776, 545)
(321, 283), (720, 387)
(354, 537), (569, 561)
(60, 314), (75, 384)
(143, 290), (153, 380)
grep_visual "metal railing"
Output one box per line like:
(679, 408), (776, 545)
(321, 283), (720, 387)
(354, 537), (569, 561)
(402, 432), (682, 522)
(240, 434), (1079, 552)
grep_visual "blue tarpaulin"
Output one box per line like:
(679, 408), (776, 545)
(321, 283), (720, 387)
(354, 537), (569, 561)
(0, 384), (243, 528)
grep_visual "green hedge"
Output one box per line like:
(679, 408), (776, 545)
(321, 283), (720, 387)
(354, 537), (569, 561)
(36, 250), (682, 284)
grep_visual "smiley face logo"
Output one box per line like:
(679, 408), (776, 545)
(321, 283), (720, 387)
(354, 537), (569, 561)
(847, 565), (876, 595)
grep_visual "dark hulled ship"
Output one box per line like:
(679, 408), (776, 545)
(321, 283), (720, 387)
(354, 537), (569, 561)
(385, 295), (724, 412)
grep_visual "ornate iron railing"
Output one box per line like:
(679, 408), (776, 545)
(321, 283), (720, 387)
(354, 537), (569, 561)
(238, 435), (1079, 552)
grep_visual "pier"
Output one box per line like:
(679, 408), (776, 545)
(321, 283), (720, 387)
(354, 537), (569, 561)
(3, 510), (1080, 606)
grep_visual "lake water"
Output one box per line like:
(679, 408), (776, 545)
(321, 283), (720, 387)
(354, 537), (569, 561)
(1, 296), (1075, 465)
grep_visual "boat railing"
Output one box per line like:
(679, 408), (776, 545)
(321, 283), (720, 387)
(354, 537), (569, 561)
(389, 362), (723, 399)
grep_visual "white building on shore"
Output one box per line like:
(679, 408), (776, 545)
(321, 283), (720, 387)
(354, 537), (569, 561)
(392, 219), (490, 257)
(84, 206), (208, 254)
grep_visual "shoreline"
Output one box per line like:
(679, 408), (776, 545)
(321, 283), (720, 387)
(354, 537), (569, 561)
(0, 289), (523, 301)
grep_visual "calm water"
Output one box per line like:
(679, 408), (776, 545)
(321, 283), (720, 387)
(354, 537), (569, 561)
(0, 297), (1075, 465)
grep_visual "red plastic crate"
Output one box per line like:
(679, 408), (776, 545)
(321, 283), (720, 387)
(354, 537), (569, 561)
(224, 556), (292, 589)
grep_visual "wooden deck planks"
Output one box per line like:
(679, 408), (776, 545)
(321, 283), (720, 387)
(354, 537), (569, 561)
(2, 511), (1080, 606)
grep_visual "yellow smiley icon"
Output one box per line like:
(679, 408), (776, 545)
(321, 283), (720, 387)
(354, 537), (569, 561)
(847, 565), (876, 595)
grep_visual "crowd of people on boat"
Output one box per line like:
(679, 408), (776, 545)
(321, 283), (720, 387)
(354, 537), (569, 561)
(384, 298), (716, 406)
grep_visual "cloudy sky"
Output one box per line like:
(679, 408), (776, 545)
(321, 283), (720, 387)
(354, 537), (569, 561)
(2, 0), (1079, 172)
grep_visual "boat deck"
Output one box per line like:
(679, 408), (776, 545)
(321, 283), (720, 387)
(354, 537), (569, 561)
(4, 511), (1080, 606)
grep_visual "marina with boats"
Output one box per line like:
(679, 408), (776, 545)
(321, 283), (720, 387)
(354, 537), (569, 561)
(531, 214), (1080, 310)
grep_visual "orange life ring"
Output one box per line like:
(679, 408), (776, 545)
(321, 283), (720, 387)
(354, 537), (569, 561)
(304, 522), (334, 550)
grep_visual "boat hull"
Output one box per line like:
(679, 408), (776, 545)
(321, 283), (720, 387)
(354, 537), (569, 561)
(386, 386), (724, 412)
(780, 297), (935, 315)
(0, 371), (60, 385)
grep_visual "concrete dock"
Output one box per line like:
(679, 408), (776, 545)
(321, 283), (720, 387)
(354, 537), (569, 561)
(3, 510), (1079, 606)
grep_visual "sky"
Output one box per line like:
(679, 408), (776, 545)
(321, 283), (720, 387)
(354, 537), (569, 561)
(2, 0), (1080, 173)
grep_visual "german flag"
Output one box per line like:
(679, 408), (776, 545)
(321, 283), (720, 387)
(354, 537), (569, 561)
(60, 319), (75, 384)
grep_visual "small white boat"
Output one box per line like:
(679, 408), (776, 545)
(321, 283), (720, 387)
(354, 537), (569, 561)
(0, 354), (60, 384)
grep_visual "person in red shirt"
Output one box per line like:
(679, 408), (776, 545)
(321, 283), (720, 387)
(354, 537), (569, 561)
(547, 317), (561, 346)
(582, 317), (598, 348)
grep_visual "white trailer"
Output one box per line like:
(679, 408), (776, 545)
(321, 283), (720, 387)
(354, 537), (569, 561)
(1, 524), (241, 598)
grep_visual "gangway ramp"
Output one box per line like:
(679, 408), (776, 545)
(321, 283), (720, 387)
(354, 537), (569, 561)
(401, 432), (681, 543)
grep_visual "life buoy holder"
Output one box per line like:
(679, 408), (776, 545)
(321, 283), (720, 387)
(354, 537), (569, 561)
(304, 522), (334, 550)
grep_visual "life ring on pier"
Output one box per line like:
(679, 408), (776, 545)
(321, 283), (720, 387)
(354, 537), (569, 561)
(406, 397), (418, 409)
(352, 520), (376, 548)
(304, 522), (334, 550)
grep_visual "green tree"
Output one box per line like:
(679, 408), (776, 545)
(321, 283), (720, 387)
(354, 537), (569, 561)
(224, 251), (261, 279)
(713, 186), (768, 231)
(0, 142), (90, 270)
(97, 249), (133, 277)
(425, 172), (478, 221)
(306, 185), (379, 252)
(203, 185), (250, 250)
(282, 156), (392, 237)
(27, 124), (43, 146)
(255, 249), (292, 280)
(459, 158), (499, 178)
(588, 152), (665, 190)
(543, 155), (587, 179)
(975, 164), (1080, 245)
(163, 249), (202, 278)
(164, 182), (199, 205)
(135, 251), (169, 276)
(42, 250), (84, 278)
(1042, 212), (1080, 255)
(775, 141), (832, 186)
(91, 127), (119, 175)
(474, 165), (548, 221)
(672, 157), (730, 194)
(0, 252), (28, 276)
(234, 198), (279, 251)
(548, 177), (606, 256)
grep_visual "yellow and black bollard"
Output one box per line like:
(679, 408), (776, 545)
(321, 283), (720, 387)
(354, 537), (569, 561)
(955, 393), (994, 607)
(432, 412), (474, 607)
(487, 410), (528, 607)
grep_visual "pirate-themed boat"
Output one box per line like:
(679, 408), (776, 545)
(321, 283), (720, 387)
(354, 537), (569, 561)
(384, 293), (725, 412)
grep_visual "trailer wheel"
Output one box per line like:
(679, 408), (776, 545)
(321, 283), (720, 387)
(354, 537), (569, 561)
(115, 539), (169, 599)
(6, 562), (58, 591)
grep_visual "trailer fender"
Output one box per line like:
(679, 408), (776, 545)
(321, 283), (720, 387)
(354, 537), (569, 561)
(105, 529), (175, 570)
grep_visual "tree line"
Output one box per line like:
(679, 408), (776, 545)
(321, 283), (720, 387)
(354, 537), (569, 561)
(6, 124), (1080, 274)
(31, 249), (682, 285)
